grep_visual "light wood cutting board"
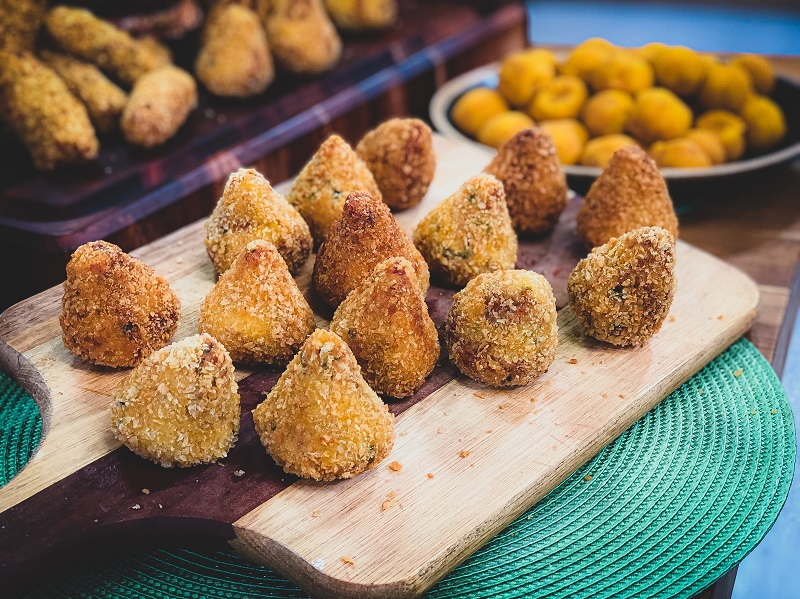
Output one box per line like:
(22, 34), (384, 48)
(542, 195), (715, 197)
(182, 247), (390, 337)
(0, 136), (758, 598)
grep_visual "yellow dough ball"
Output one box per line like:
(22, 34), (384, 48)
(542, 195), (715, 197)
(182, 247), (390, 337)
(451, 87), (509, 137)
(527, 75), (588, 121)
(476, 110), (535, 148)
(582, 89), (635, 136)
(626, 87), (692, 144)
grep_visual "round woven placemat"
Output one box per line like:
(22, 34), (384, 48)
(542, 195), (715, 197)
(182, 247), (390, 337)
(8, 338), (795, 599)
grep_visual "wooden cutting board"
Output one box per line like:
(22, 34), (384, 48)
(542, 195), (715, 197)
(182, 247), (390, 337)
(0, 136), (758, 598)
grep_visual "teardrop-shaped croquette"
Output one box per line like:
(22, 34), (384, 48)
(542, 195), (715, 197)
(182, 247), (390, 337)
(330, 257), (439, 398)
(205, 168), (312, 274)
(568, 226), (676, 346)
(199, 240), (316, 365)
(313, 191), (429, 308)
(111, 333), (240, 467)
(577, 146), (678, 250)
(356, 118), (436, 211)
(253, 329), (395, 481)
(288, 134), (381, 248)
(60, 240), (180, 368)
(445, 270), (558, 387)
(484, 128), (568, 235)
(265, 0), (342, 75)
(413, 174), (517, 288)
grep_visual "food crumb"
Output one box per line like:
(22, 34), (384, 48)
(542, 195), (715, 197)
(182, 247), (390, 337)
(771, 409), (778, 415)
(158, 504), (163, 509)
(142, 488), (150, 495)
(619, 393), (626, 399)
(131, 504), (141, 510)
(717, 315), (724, 320)
(341, 556), (356, 567)
(381, 492), (400, 511)
(389, 461), (403, 472)
(601, 392), (608, 398)
(175, 257), (184, 264)
(751, 409), (758, 415)
(733, 369), (744, 378)
(584, 474), (593, 482)
(567, 358), (578, 364)
(530, 397), (536, 402)
(437, 427), (444, 434)
(399, 431), (409, 437)
(427, 473), (435, 479)
(94, 519), (98, 523)
(498, 403), (508, 410)
(469, 463), (475, 468)
(669, 315), (676, 322)
(486, 429), (493, 434)
(459, 450), (470, 458)
(698, 389), (704, 395)
(474, 391), (487, 399)
(312, 510), (320, 518)
(234, 470), (245, 477)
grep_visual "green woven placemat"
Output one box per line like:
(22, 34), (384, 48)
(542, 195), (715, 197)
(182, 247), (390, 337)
(6, 338), (795, 599)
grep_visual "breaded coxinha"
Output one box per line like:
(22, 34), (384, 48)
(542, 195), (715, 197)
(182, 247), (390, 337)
(313, 191), (429, 308)
(252, 329), (395, 481)
(330, 257), (439, 398)
(568, 226), (676, 346)
(576, 145), (678, 249)
(198, 240), (316, 366)
(111, 333), (240, 468)
(325, 0), (397, 30)
(60, 240), (180, 368)
(265, 0), (342, 75)
(446, 269), (558, 387)
(413, 173), (518, 288)
(288, 134), (381, 248)
(205, 168), (312, 274)
(484, 127), (568, 235)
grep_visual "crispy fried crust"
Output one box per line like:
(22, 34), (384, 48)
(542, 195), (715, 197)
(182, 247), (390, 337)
(195, 3), (273, 98)
(576, 145), (678, 249)
(40, 50), (127, 133)
(0, 0), (47, 52)
(265, 0), (342, 74)
(325, 0), (397, 30)
(45, 6), (171, 86)
(330, 257), (439, 398)
(446, 269), (558, 387)
(205, 168), (312, 274)
(0, 51), (99, 171)
(485, 128), (568, 235)
(60, 240), (180, 368)
(568, 226), (676, 346)
(121, 65), (197, 148)
(253, 329), (395, 481)
(199, 240), (316, 365)
(413, 174), (518, 288)
(356, 118), (436, 211)
(313, 191), (429, 308)
(288, 134), (381, 248)
(111, 333), (240, 467)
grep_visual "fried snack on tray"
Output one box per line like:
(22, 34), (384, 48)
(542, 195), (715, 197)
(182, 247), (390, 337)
(538, 118), (588, 166)
(265, 0), (342, 74)
(476, 111), (535, 149)
(446, 269), (558, 387)
(527, 75), (588, 121)
(121, 65), (197, 148)
(577, 145), (678, 249)
(649, 138), (712, 168)
(330, 257), (439, 398)
(0, 51), (99, 171)
(695, 110), (746, 162)
(60, 240), (180, 368)
(626, 87), (692, 145)
(739, 95), (786, 152)
(288, 134), (381, 248)
(413, 174), (517, 288)
(205, 168), (312, 274)
(199, 240), (316, 366)
(253, 329), (395, 481)
(0, 0), (47, 52)
(111, 333), (240, 467)
(356, 118), (436, 211)
(450, 87), (508, 138)
(568, 227), (676, 346)
(485, 128), (568, 235)
(325, 0), (397, 30)
(581, 89), (634, 137)
(313, 191), (429, 308)
(195, 3), (273, 98)
(44, 6), (171, 86)
(731, 53), (775, 95)
(498, 48), (557, 108)
(39, 50), (127, 133)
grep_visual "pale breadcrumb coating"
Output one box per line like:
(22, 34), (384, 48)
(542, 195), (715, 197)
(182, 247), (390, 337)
(356, 118), (436, 211)
(60, 241), (180, 368)
(121, 65), (197, 148)
(265, 0), (342, 74)
(576, 145), (678, 249)
(0, 0), (47, 52)
(45, 6), (171, 86)
(325, 0), (397, 30)
(568, 226), (676, 346)
(330, 257), (439, 398)
(445, 269), (558, 387)
(199, 240), (315, 365)
(288, 134), (382, 248)
(253, 329), (395, 481)
(205, 168), (312, 274)
(40, 50), (128, 133)
(0, 51), (98, 171)
(195, 3), (274, 98)
(312, 191), (429, 308)
(111, 333), (240, 467)
(485, 127), (568, 235)
(413, 174), (518, 288)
